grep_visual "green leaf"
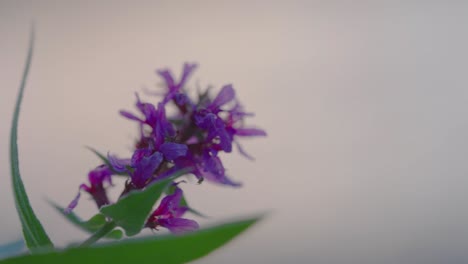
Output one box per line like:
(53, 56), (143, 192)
(100, 179), (171, 236)
(50, 202), (122, 240)
(85, 146), (128, 177)
(85, 146), (110, 166)
(9, 27), (54, 252)
(0, 216), (262, 264)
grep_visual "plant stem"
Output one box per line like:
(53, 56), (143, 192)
(80, 221), (117, 247)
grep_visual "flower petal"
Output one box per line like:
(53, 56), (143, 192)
(157, 69), (176, 90)
(64, 189), (81, 214)
(210, 84), (235, 110)
(159, 218), (199, 234)
(132, 151), (163, 188)
(152, 187), (184, 217)
(235, 128), (267, 137)
(88, 165), (113, 186)
(119, 110), (143, 122)
(153, 103), (175, 147)
(108, 154), (131, 173)
(179, 63), (198, 88)
(199, 155), (241, 187)
(160, 142), (188, 160)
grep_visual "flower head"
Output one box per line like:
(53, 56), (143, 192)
(66, 63), (265, 236)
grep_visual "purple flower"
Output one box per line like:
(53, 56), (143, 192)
(159, 142), (188, 161)
(193, 84), (266, 156)
(207, 84), (236, 113)
(120, 95), (176, 149)
(130, 150), (163, 189)
(194, 110), (233, 152)
(146, 186), (199, 234)
(120, 93), (157, 126)
(153, 103), (176, 148)
(172, 148), (241, 187)
(158, 63), (198, 104)
(197, 153), (241, 187)
(65, 165), (113, 213)
(68, 63), (266, 237)
(224, 102), (267, 160)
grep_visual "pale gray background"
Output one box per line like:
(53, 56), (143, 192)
(1, 1), (468, 263)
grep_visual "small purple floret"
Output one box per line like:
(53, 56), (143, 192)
(65, 165), (113, 213)
(146, 187), (199, 234)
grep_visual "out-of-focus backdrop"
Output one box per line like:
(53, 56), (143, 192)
(2, 1), (468, 263)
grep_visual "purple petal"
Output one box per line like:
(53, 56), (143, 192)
(160, 142), (188, 160)
(172, 207), (189, 218)
(153, 103), (175, 147)
(155, 187), (183, 215)
(157, 69), (176, 90)
(194, 111), (216, 129)
(204, 155), (224, 176)
(152, 167), (187, 183)
(195, 112), (232, 152)
(213, 118), (232, 152)
(174, 93), (191, 106)
(210, 84), (235, 110)
(131, 148), (152, 166)
(132, 152), (163, 188)
(120, 110), (143, 122)
(64, 184), (90, 213)
(88, 165), (112, 186)
(158, 63), (197, 96)
(141, 104), (158, 127)
(179, 63), (198, 87)
(199, 156), (241, 187)
(230, 103), (255, 118)
(235, 128), (267, 137)
(159, 218), (199, 234)
(64, 190), (81, 214)
(201, 169), (242, 187)
(108, 154), (131, 173)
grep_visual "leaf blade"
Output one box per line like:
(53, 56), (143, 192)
(100, 179), (171, 236)
(0, 216), (262, 264)
(9, 27), (53, 252)
(50, 202), (122, 240)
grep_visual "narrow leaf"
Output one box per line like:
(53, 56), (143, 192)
(1, 216), (262, 264)
(85, 146), (127, 176)
(9, 27), (54, 251)
(50, 202), (122, 240)
(85, 146), (110, 166)
(100, 179), (171, 236)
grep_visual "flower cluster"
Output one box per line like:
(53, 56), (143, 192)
(66, 63), (266, 234)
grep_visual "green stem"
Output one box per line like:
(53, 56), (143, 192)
(80, 221), (116, 247)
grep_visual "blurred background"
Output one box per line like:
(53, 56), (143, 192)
(2, 1), (468, 263)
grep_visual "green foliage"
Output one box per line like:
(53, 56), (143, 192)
(85, 147), (127, 176)
(9, 28), (53, 252)
(100, 179), (171, 236)
(50, 202), (122, 240)
(0, 217), (261, 264)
